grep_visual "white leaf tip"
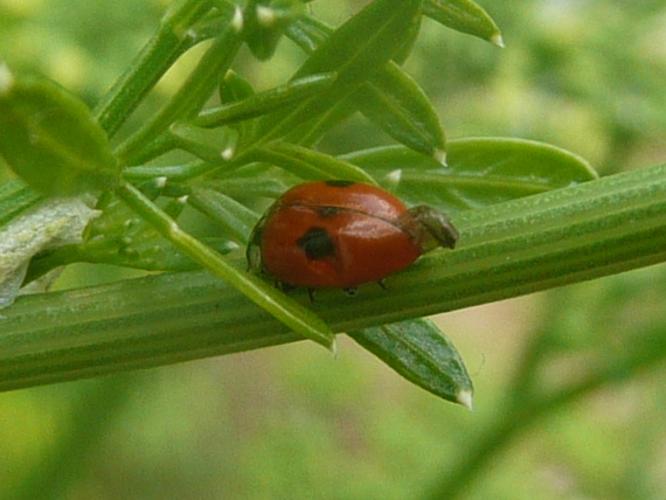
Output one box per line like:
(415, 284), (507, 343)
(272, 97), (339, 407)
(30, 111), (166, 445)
(177, 195), (189, 204)
(434, 148), (447, 166)
(220, 147), (235, 161)
(456, 389), (474, 410)
(386, 169), (402, 186)
(0, 62), (15, 96)
(232, 6), (244, 32)
(491, 33), (505, 48)
(256, 5), (276, 26)
(330, 338), (338, 357)
(154, 176), (167, 189)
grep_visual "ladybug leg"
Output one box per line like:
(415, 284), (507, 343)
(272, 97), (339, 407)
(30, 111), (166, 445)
(376, 279), (387, 290)
(307, 288), (316, 303)
(343, 287), (358, 297)
(276, 281), (297, 294)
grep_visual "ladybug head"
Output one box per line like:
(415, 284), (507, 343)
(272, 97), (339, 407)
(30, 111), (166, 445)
(402, 205), (459, 252)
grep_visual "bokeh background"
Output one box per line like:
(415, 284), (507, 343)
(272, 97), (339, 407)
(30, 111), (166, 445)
(1, 0), (666, 498)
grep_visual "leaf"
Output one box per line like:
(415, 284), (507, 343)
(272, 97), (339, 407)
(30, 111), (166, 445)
(0, 72), (119, 196)
(243, 0), (306, 60)
(197, 72), (337, 128)
(339, 144), (444, 173)
(0, 179), (42, 228)
(259, 142), (377, 184)
(218, 70), (256, 145)
(354, 64), (445, 157)
(258, 0), (422, 142)
(344, 138), (598, 212)
(0, 197), (99, 308)
(169, 122), (238, 163)
(209, 176), (289, 200)
(286, 15), (444, 157)
(349, 318), (473, 406)
(423, 0), (504, 47)
(188, 187), (259, 244)
(393, 11), (423, 65)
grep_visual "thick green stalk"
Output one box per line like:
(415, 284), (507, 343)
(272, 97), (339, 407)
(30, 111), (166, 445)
(0, 163), (665, 391)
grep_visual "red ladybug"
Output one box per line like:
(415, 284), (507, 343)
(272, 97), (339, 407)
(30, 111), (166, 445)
(247, 180), (458, 294)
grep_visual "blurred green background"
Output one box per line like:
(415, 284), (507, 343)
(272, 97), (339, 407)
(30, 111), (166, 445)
(1, 0), (666, 498)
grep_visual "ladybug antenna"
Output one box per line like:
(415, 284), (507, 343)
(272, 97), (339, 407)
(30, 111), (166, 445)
(403, 205), (459, 251)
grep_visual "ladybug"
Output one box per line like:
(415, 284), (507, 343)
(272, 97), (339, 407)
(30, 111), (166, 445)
(246, 180), (458, 295)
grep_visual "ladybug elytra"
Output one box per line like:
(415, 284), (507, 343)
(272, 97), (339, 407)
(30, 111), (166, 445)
(247, 180), (458, 292)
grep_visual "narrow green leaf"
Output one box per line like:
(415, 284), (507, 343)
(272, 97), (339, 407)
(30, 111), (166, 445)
(0, 179), (42, 228)
(285, 93), (359, 147)
(169, 122), (238, 163)
(188, 187), (259, 244)
(286, 15), (445, 157)
(218, 69), (256, 145)
(261, 142), (377, 184)
(209, 176), (289, 200)
(258, 0), (422, 142)
(122, 160), (212, 182)
(346, 138), (598, 211)
(219, 69), (255, 104)
(243, 0), (305, 60)
(0, 72), (119, 196)
(339, 145), (444, 174)
(349, 318), (473, 406)
(115, 24), (242, 165)
(393, 12), (423, 65)
(354, 64), (446, 158)
(423, 0), (504, 47)
(197, 72), (337, 128)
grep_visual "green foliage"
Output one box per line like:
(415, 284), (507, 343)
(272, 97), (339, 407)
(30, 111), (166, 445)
(350, 318), (473, 405)
(0, 1), (665, 497)
(0, 75), (118, 195)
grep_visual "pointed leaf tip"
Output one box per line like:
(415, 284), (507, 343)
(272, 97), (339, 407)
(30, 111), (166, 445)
(491, 33), (505, 48)
(456, 389), (474, 410)
(0, 62), (14, 95)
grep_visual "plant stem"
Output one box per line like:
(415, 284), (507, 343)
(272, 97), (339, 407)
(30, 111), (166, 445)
(93, 0), (213, 137)
(1, 163), (665, 391)
(114, 23), (242, 165)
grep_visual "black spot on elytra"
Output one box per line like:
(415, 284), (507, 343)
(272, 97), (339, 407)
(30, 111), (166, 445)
(325, 180), (355, 187)
(297, 227), (335, 260)
(316, 206), (341, 218)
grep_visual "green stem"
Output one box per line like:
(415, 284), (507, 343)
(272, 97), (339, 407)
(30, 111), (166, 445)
(0, 163), (665, 391)
(93, 0), (213, 137)
(114, 22), (242, 164)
